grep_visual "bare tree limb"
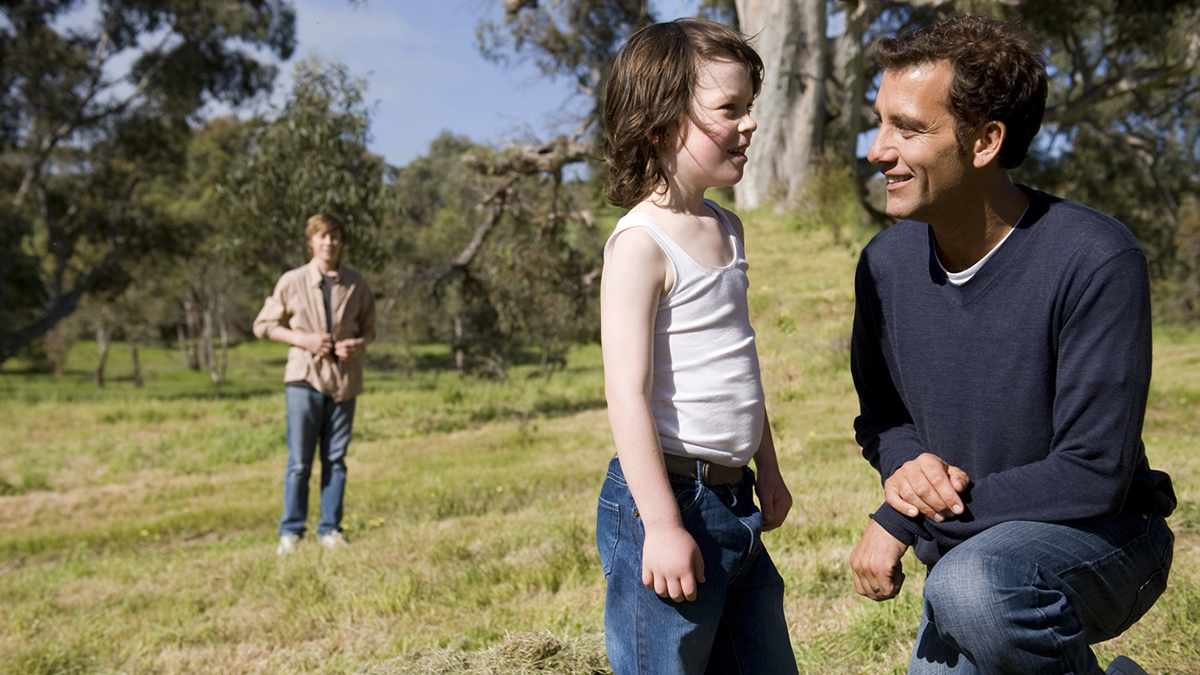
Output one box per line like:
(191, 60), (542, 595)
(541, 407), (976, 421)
(465, 137), (595, 177)
(1047, 34), (1200, 125)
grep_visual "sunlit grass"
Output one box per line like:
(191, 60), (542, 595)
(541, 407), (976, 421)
(1, 207), (1197, 674)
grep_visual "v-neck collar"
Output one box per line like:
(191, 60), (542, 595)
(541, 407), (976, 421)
(925, 185), (1049, 307)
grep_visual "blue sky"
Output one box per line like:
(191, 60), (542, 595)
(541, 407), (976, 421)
(275, 1), (703, 167)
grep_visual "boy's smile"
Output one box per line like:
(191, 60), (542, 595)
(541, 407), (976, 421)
(660, 57), (757, 203)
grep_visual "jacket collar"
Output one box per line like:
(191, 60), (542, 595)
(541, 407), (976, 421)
(305, 259), (341, 287)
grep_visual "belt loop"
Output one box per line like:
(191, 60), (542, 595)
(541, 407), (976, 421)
(698, 459), (710, 486)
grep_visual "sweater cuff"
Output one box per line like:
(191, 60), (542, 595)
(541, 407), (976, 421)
(870, 503), (923, 547)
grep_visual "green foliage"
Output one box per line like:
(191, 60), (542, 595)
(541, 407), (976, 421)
(1, 208), (1199, 674)
(221, 56), (391, 286)
(385, 132), (604, 377)
(0, 0), (296, 364)
(477, 0), (654, 105)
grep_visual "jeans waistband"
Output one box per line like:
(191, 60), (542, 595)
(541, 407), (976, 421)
(663, 453), (746, 486)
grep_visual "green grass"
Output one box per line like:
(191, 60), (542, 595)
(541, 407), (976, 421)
(2, 209), (1198, 674)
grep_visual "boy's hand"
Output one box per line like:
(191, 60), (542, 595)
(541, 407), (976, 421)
(642, 526), (706, 602)
(300, 331), (333, 357)
(335, 337), (366, 360)
(755, 468), (793, 531)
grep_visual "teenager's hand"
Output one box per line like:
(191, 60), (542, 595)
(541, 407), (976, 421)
(299, 331), (333, 357)
(755, 468), (793, 531)
(850, 519), (908, 601)
(334, 337), (365, 360)
(642, 525), (706, 602)
(885, 452), (969, 522)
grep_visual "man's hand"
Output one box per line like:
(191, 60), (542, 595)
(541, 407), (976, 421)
(850, 519), (909, 601)
(642, 525), (706, 602)
(334, 337), (366, 360)
(299, 331), (333, 357)
(755, 468), (793, 531)
(885, 452), (969, 522)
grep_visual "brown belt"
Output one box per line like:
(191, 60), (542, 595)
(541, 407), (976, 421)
(663, 453), (746, 485)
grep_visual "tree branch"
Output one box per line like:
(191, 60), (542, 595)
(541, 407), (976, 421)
(426, 175), (521, 287)
(1046, 34), (1200, 125)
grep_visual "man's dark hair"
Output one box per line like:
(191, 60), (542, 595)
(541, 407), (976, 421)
(875, 15), (1048, 169)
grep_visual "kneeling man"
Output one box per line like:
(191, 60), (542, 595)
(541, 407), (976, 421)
(849, 16), (1176, 675)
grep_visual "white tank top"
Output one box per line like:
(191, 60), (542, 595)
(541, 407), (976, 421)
(604, 200), (765, 467)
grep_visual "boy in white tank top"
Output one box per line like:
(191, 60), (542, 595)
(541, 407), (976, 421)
(595, 18), (797, 675)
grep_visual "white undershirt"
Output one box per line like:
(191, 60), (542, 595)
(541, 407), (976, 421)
(938, 211), (1025, 286)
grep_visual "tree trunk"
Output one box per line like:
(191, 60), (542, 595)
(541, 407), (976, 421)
(213, 294), (228, 384)
(94, 306), (111, 388)
(129, 337), (144, 388)
(833, 1), (867, 171)
(734, 0), (828, 210)
(454, 316), (465, 376)
(202, 305), (226, 384)
(182, 297), (202, 371)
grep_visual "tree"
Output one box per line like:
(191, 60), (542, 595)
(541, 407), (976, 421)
(220, 56), (390, 288)
(0, 0), (296, 366)
(732, 0), (828, 209)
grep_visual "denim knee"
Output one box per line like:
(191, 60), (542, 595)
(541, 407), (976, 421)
(924, 543), (1039, 635)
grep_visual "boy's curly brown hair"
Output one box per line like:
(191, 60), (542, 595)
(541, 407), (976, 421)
(602, 19), (763, 209)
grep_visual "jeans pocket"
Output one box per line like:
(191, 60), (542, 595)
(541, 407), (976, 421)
(596, 496), (621, 578)
(670, 476), (703, 517)
(1114, 516), (1174, 636)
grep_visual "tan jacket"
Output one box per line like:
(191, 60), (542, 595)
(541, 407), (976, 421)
(253, 261), (376, 402)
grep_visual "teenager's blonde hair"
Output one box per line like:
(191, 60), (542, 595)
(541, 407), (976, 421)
(602, 18), (763, 209)
(305, 213), (346, 241)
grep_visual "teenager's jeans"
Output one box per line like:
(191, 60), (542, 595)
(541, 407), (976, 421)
(596, 456), (797, 675)
(279, 386), (356, 538)
(909, 514), (1173, 675)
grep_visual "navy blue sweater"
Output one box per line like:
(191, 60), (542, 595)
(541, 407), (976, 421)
(851, 187), (1176, 565)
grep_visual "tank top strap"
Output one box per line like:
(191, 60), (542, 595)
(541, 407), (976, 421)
(703, 199), (745, 263)
(606, 214), (708, 277)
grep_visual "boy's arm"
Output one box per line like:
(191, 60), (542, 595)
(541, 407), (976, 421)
(725, 207), (793, 531)
(254, 279), (331, 357)
(602, 228), (705, 603)
(752, 412), (792, 531)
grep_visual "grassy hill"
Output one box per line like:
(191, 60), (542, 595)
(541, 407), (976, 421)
(1, 208), (1197, 674)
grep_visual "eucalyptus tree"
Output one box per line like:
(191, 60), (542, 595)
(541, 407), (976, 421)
(0, 0), (297, 365)
(219, 56), (391, 290)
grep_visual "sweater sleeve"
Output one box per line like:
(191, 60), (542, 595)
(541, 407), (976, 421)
(874, 248), (1154, 551)
(850, 252), (928, 546)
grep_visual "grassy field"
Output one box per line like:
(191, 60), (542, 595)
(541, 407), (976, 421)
(1, 209), (1198, 675)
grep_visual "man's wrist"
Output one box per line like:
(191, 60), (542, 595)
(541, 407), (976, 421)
(870, 504), (921, 547)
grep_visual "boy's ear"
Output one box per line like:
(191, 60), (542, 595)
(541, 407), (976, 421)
(972, 120), (1006, 169)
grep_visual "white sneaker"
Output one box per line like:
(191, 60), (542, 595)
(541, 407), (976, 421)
(1106, 656), (1149, 675)
(276, 533), (300, 555)
(318, 531), (348, 550)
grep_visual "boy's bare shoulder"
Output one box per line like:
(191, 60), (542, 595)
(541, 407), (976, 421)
(608, 223), (665, 265)
(706, 200), (746, 242)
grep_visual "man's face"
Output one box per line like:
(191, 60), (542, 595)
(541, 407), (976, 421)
(309, 229), (343, 266)
(867, 61), (971, 225)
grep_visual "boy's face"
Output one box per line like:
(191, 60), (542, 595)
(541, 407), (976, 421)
(663, 57), (757, 193)
(867, 60), (974, 225)
(309, 229), (343, 267)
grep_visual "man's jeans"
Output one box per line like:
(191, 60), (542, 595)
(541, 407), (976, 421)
(279, 386), (356, 538)
(596, 456), (797, 675)
(909, 514), (1173, 675)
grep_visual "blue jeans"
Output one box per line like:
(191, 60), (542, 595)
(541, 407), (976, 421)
(909, 514), (1173, 675)
(596, 457), (797, 675)
(279, 386), (356, 537)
